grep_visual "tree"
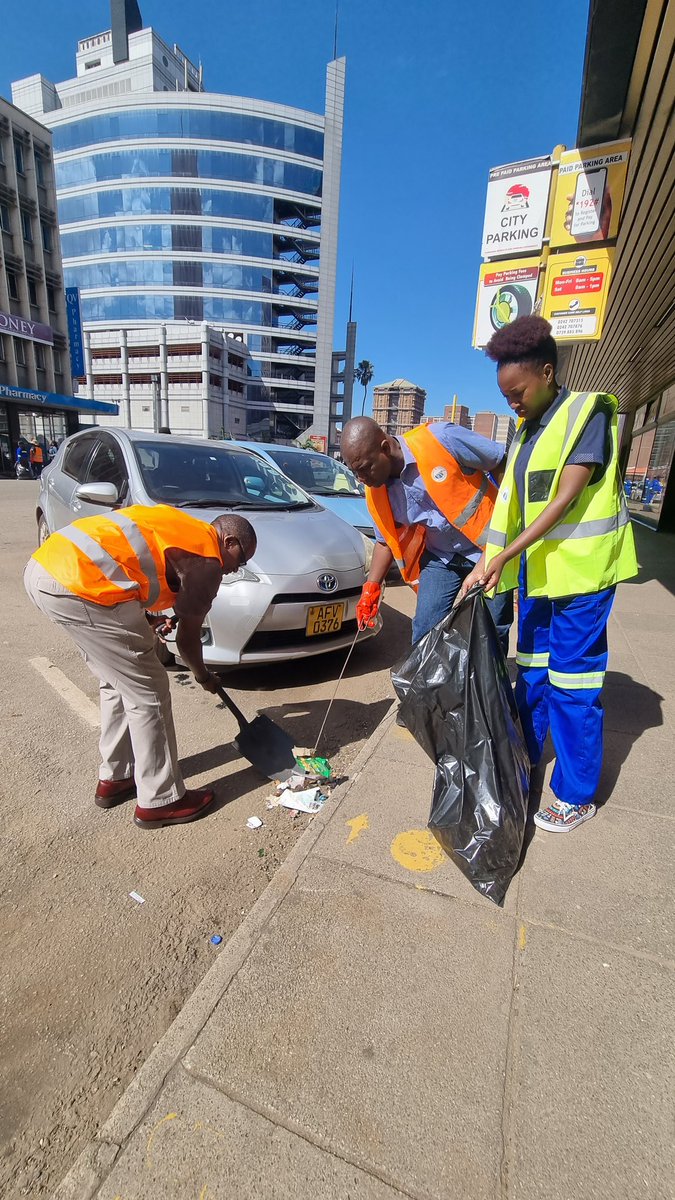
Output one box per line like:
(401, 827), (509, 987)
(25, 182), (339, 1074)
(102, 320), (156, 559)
(354, 360), (375, 417)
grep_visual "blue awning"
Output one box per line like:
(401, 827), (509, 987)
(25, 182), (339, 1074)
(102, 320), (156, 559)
(0, 383), (119, 416)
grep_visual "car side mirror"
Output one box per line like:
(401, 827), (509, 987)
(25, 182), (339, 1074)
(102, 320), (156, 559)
(75, 482), (119, 505)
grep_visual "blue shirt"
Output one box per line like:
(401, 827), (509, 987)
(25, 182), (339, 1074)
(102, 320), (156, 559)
(372, 423), (505, 564)
(513, 387), (612, 514)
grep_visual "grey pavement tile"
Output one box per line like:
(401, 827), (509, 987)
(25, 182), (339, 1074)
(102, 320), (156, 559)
(508, 926), (675, 1200)
(518, 805), (674, 958)
(318, 749), (520, 912)
(373, 720), (434, 766)
(602, 679), (667, 735)
(186, 857), (515, 1200)
(97, 1070), (404, 1200)
(598, 727), (675, 816)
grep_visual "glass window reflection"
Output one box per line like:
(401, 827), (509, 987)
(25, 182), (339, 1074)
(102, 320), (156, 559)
(56, 149), (322, 197)
(60, 225), (274, 259)
(59, 188), (274, 224)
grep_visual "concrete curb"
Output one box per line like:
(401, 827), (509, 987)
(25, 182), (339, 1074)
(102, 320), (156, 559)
(52, 700), (400, 1200)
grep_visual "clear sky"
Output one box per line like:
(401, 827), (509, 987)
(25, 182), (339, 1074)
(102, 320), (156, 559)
(0, 0), (589, 419)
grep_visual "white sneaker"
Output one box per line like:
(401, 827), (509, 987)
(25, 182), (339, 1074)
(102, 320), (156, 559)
(533, 798), (596, 833)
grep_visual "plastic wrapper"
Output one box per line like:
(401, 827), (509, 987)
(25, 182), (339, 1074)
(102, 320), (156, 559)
(391, 587), (529, 906)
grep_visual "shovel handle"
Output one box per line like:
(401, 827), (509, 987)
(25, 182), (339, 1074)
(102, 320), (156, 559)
(214, 685), (248, 731)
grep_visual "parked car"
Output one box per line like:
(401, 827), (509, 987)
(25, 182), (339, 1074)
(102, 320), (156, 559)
(36, 429), (380, 666)
(234, 441), (375, 541)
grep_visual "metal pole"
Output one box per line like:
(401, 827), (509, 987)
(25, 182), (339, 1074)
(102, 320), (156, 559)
(151, 373), (160, 433)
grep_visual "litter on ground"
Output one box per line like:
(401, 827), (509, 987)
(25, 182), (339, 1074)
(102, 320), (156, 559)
(246, 816), (263, 830)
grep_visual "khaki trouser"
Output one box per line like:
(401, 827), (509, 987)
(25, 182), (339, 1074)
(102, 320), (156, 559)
(24, 559), (185, 808)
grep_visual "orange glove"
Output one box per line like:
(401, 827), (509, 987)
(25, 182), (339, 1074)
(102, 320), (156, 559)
(356, 581), (382, 630)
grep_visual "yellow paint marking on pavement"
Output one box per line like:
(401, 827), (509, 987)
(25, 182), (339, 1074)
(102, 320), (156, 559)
(145, 1111), (178, 1168)
(518, 922), (527, 950)
(390, 829), (445, 873)
(29, 657), (100, 729)
(198, 1187), (210, 1200)
(346, 813), (369, 844)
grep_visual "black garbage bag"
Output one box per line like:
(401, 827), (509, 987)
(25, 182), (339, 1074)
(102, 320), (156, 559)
(391, 587), (529, 906)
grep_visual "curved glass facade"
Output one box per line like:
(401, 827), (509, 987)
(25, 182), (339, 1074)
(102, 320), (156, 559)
(60, 225), (275, 258)
(56, 150), (322, 195)
(59, 187), (276, 224)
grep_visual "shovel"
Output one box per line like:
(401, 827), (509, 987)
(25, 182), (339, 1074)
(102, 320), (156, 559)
(215, 685), (296, 779)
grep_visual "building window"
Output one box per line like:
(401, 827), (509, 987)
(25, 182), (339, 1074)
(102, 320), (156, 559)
(7, 271), (19, 301)
(54, 349), (62, 374)
(47, 285), (56, 312)
(35, 155), (46, 186)
(14, 338), (26, 366)
(85, 59), (101, 69)
(21, 210), (32, 243)
(35, 343), (46, 371)
(0, 335), (5, 361)
(0, 204), (10, 234)
(41, 222), (52, 251)
(14, 141), (24, 175)
(28, 278), (38, 307)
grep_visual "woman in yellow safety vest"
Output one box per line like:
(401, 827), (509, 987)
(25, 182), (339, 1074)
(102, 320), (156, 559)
(458, 315), (637, 834)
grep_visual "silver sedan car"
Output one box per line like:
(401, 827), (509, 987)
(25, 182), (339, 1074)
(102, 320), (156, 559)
(36, 429), (380, 666)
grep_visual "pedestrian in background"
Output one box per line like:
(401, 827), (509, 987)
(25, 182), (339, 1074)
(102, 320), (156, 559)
(458, 316), (637, 833)
(29, 438), (44, 478)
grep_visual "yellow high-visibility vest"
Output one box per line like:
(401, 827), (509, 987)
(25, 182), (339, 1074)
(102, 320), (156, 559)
(484, 391), (637, 598)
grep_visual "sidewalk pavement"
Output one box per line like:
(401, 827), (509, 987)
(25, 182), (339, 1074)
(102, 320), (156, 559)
(54, 527), (675, 1200)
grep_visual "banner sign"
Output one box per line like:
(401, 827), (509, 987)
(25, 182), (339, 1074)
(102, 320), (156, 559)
(480, 156), (552, 258)
(0, 309), (53, 345)
(65, 286), (85, 378)
(549, 139), (631, 248)
(541, 248), (614, 341)
(0, 382), (118, 415)
(472, 257), (541, 349)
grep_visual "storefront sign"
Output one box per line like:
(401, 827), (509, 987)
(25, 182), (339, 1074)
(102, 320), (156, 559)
(0, 309), (53, 345)
(541, 248), (615, 341)
(472, 257), (541, 349)
(480, 156), (552, 258)
(65, 286), (85, 378)
(0, 382), (118, 415)
(549, 140), (631, 248)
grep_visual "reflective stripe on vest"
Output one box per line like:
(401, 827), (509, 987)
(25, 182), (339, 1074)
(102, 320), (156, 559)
(106, 511), (161, 606)
(57, 524), (139, 594)
(548, 668), (605, 690)
(454, 472), (490, 530)
(516, 650), (550, 668)
(544, 508), (630, 542)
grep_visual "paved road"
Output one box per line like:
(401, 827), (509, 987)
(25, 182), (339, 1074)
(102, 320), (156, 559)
(0, 479), (415, 1198)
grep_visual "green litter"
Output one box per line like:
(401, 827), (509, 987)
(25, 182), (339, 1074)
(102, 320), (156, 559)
(295, 755), (332, 779)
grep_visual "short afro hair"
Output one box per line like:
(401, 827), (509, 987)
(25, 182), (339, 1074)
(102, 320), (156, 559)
(485, 315), (557, 371)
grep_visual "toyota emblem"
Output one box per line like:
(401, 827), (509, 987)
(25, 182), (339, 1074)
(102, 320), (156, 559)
(317, 573), (338, 593)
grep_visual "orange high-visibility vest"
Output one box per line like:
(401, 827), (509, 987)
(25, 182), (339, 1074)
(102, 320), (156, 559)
(32, 504), (222, 611)
(366, 425), (497, 587)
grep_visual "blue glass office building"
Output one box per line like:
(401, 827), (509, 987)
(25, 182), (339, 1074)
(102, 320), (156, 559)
(13, 12), (344, 440)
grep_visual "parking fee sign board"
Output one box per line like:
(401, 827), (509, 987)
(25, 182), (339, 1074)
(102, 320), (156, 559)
(549, 140), (630, 248)
(542, 248), (614, 341)
(473, 258), (541, 349)
(480, 156), (552, 259)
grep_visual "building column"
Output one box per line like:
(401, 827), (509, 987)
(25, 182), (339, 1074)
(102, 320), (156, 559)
(83, 330), (98, 425)
(199, 322), (209, 437)
(312, 57), (346, 444)
(120, 328), (131, 428)
(159, 323), (170, 429)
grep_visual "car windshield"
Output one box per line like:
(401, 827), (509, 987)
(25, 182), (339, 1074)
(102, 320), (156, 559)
(133, 441), (314, 509)
(265, 449), (363, 497)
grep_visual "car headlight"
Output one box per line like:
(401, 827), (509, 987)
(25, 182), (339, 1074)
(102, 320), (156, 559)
(220, 565), (261, 585)
(359, 531), (375, 572)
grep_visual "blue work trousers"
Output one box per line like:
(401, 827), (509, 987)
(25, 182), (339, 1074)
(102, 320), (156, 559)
(515, 579), (615, 805)
(412, 551), (514, 655)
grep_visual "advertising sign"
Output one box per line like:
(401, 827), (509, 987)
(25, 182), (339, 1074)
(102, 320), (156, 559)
(480, 156), (552, 258)
(0, 310), (53, 345)
(65, 286), (85, 378)
(306, 434), (328, 453)
(542, 248), (614, 341)
(472, 258), (541, 349)
(549, 140), (630, 248)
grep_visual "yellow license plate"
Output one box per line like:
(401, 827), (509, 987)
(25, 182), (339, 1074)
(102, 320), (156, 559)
(306, 602), (344, 636)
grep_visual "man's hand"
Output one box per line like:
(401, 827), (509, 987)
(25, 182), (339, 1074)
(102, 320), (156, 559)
(194, 670), (221, 694)
(146, 612), (177, 638)
(356, 580), (382, 629)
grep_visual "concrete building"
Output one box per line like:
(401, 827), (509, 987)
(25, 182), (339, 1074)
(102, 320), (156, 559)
(563, 0), (675, 533)
(12, 0), (345, 443)
(422, 402), (471, 429)
(79, 323), (249, 437)
(472, 411), (498, 440)
(372, 378), (426, 436)
(495, 413), (515, 450)
(328, 319), (356, 454)
(0, 96), (116, 474)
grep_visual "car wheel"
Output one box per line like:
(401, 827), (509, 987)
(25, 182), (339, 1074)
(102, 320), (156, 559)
(154, 636), (175, 667)
(37, 513), (51, 546)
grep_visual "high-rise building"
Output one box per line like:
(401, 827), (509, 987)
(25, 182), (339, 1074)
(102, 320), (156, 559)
(472, 411), (498, 440)
(372, 378), (426, 436)
(12, 0), (345, 442)
(495, 413), (515, 450)
(443, 401), (472, 428)
(0, 96), (116, 474)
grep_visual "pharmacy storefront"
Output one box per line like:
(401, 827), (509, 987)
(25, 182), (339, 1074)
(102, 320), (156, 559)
(0, 384), (118, 477)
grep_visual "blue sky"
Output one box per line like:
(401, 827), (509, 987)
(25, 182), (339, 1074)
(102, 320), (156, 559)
(1, 0), (589, 418)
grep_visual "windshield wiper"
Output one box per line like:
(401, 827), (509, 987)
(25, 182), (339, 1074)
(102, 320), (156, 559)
(311, 488), (359, 497)
(174, 498), (315, 511)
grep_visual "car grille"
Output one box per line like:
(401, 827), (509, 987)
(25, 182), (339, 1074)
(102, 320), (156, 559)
(244, 618), (359, 653)
(270, 586), (361, 605)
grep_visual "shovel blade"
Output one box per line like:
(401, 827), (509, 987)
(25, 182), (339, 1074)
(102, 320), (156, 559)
(234, 714), (296, 779)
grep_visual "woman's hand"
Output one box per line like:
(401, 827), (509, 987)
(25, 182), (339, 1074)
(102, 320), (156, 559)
(455, 553), (505, 606)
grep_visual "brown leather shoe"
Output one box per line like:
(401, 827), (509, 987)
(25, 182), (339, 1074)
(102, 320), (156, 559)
(95, 777), (136, 809)
(133, 788), (216, 829)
